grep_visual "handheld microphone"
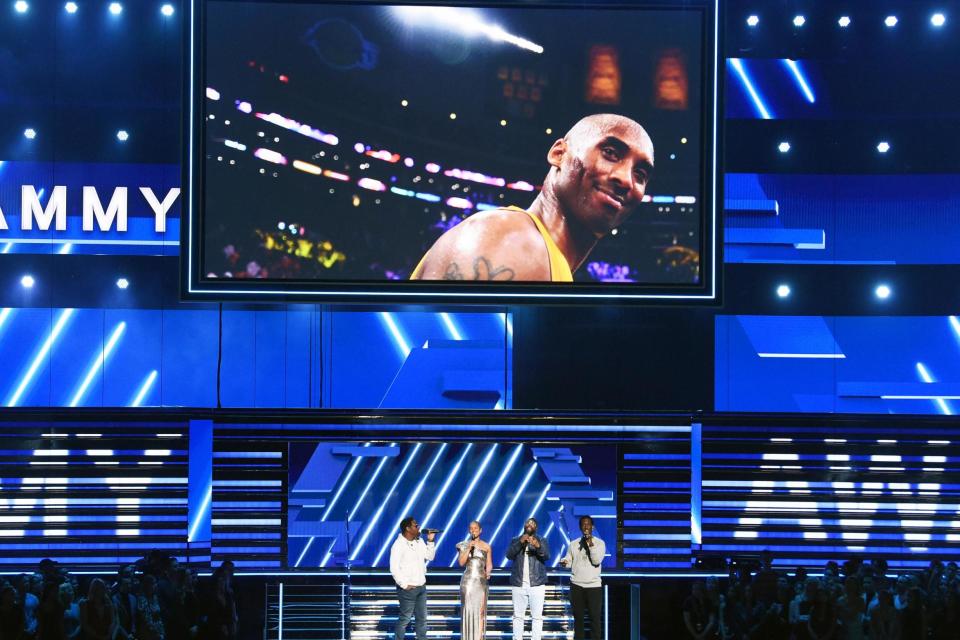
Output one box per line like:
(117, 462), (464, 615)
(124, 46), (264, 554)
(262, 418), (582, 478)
(421, 528), (443, 534)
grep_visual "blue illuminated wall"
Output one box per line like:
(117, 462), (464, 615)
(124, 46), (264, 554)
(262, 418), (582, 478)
(0, 307), (511, 409)
(701, 421), (959, 570)
(287, 441), (616, 569)
(715, 315), (960, 414)
(724, 174), (960, 265)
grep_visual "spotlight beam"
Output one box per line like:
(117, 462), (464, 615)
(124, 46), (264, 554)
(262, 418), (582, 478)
(783, 59), (816, 103)
(69, 322), (127, 407)
(729, 59), (773, 119)
(7, 309), (75, 407)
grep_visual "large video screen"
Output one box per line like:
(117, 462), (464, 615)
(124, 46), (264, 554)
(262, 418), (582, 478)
(185, 0), (720, 302)
(288, 441), (617, 569)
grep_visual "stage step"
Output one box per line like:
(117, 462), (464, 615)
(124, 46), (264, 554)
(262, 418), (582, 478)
(350, 583), (575, 639)
(264, 582), (348, 640)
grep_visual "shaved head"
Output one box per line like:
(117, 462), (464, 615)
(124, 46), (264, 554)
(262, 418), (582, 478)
(563, 114), (654, 165)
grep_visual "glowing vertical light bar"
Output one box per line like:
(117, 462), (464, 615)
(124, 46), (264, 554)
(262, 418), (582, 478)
(500, 313), (513, 340)
(372, 443), (448, 566)
(728, 58), (773, 119)
(604, 585), (609, 639)
(451, 443), (524, 565)
(435, 444), (499, 551)
(916, 362), (952, 415)
(439, 313), (463, 340)
(321, 444), (397, 567)
(350, 443), (423, 562)
(58, 243), (72, 255)
(379, 312), (411, 358)
(1, 244), (11, 254)
(949, 316), (960, 345)
(7, 308), (75, 407)
(782, 59), (816, 103)
(486, 462), (539, 549)
(187, 420), (213, 543)
(129, 370), (158, 407)
(422, 444), (473, 529)
(68, 321), (127, 407)
(278, 582), (284, 640)
(691, 422), (703, 544)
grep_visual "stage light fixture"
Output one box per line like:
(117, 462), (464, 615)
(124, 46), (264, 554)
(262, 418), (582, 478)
(793, 15), (806, 27)
(14, 0), (28, 12)
(449, 113), (457, 120)
(931, 13), (946, 27)
(116, 278), (130, 290)
(65, 2), (77, 13)
(876, 141), (890, 153)
(161, 3), (174, 16)
(776, 284), (791, 298)
(838, 16), (851, 28)
(116, 129), (129, 142)
(108, 2), (121, 15)
(23, 128), (36, 140)
(20, 275), (35, 289)
(500, 119), (507, 126)
(545, 128), (552, 135)
(400, 99), (408, 107)
(884, 15), (898, 27)
(778, 141), (791, 153)
(746, 14), (759, 27)
(875, 284), (892, 300)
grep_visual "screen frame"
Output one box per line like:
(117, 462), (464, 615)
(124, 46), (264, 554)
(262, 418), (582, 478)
(183, 0), (724, 304)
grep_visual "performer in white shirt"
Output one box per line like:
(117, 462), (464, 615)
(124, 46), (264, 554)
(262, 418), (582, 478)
(389, 517), (437, 640)
(559, 516), (606, 640)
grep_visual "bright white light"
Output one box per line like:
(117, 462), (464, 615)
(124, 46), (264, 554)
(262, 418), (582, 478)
(875, 284), (892, 300)
(746, 14), (759, 27)
(116, 130), (129, 142)
(14, 0), (27, 13)
(931, 13), (946, 27)
(884, 15), (898, 27)
(877, 141), (890, 153)
(65, 2), (77, 13)
(793, 15), (806, 27)
(20, 275), (35, 288)
(116, 278), (129, 290)
(108, 2), (122, 15)
(776, 284), (791, 298)
(838, 16), (851, 27)
(392, 6), (543, 54)
(23, 128), (36, 140)
(161, 3), (174, 16)
(778, 141), (791, 153)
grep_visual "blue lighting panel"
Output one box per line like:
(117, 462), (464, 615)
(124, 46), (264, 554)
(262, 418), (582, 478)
(717, 316), (960, 413)
(287, 442), (616, 569)
(701, 422), (960, 569)
(0, 424), (190, 567)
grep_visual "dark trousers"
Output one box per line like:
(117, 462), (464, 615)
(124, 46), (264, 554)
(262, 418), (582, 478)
(570, 583), (603, 640)
(395, 585), (428, 640)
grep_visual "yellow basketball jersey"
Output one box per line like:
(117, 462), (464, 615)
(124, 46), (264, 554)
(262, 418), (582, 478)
(410, 206), (573, 282)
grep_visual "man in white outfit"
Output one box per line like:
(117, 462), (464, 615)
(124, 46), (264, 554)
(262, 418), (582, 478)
(389, 516), (437, 640)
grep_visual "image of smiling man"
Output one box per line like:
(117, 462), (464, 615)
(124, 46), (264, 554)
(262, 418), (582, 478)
(411, 113), (655, 282)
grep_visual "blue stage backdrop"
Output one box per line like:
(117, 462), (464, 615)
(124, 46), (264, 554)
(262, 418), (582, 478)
(0, 307), (511, 409)
(715, 315), (960, 414)
(287, 441), (617, 570)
